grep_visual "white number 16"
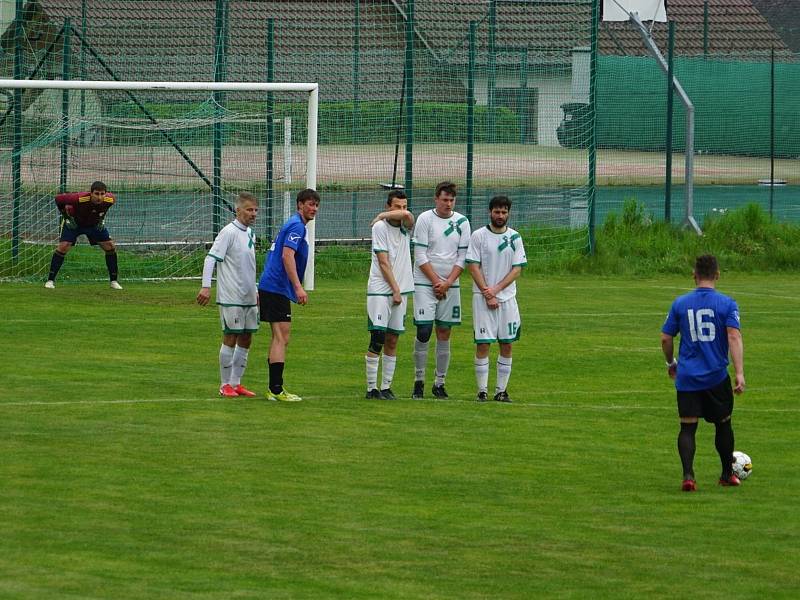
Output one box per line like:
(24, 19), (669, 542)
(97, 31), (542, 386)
(687, 308), (716, 342)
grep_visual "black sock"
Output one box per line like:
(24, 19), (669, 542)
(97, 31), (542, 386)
(105, 251), (119, 281)
(48, 250), (66, 281)
(715, 419), (735, 478)
(678, 422), (698, 479)
(269, 361), (284, 394)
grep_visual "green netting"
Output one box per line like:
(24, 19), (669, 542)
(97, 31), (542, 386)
(2, 0), (799, 281)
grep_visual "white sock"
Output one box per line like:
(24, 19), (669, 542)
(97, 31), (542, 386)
(219, 344), (235, 386)
(496, 356), (513, 393)
(230, 346), (249, 386)
(474, 356), (489, 393)
(435, 339), (450, 385)
(365, 354), (379, 391)
(413, 339), (429, 381)
(381, 354), (397, 390)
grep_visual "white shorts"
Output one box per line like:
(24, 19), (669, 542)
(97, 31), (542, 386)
(219, 305), (260, 334)
(472, 294), (521, 343)
(367, 294), (409, 334)
(413, 284), (462, 327)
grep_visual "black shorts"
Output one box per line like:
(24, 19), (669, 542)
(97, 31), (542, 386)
(259, 290), (292, 323)
(677, 375), (734, 423)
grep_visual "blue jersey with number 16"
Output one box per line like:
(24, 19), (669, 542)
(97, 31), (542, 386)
(662, 287), (740, 392)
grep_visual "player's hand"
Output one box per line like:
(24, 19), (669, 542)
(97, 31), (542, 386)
(433, 279), (449, 298)
(296, 287), (308, 305)
(666, 359), (677, 380)
(733, 373), (745, 394)
(486, 296), (499, 310)
(482, 286), (496, 301)
(196, 287), (211, 306)
(392, 290), (402, 305)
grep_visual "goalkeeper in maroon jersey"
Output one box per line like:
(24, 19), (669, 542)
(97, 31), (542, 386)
(45, 180), (122, 289)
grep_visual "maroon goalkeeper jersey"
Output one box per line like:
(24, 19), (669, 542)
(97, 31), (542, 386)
(55, 192), (116, 227)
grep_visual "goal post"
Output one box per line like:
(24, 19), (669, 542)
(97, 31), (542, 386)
(0, 78), (319, 287)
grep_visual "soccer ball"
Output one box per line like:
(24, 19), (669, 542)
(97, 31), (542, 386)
(732, 451), (752, 480)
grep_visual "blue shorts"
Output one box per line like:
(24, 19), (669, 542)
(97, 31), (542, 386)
(60, 223), (112, 245)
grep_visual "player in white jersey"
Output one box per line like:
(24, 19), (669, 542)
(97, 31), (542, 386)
(411, 181), (471, 399)
(466, 195), (526, 402)
(365, 190), (415, 400)
(197, 192), (260, 398)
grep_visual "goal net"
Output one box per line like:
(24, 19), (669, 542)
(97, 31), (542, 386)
(0, 79), (318, 285)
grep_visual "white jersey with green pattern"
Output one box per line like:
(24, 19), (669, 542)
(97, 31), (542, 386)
(368, 219), (413, 295)
(207, 220), (257, 306)
(465, 225), (527, 302)
(412, 209), (471, 285)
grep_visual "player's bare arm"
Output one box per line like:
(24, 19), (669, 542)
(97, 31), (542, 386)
(282, 245), (308, 305)
(485, 265), (522, 299)
(661, 332), (677, 380)
(370, 209), (414, 228)
(727, 326), (745, 394)
(376, 252), (402, 305)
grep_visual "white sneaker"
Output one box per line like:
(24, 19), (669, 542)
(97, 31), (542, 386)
(44, 280), (55, 289)
(110, 281), (123, 290)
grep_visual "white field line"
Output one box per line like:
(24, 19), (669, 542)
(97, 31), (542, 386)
(2, 388), (799, 412)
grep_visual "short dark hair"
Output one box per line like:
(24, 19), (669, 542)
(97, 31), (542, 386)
(695, 254), (719, 279)
(237, 191), (258, 207)
(90, 181), (107, 192)
(296, 188), (321, 206)
(435, 181), (457, 198)
(489, 195), (511, 211)
(387, 189), (407, 205)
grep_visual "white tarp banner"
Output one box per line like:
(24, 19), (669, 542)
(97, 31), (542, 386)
(603, 0), (667, 22)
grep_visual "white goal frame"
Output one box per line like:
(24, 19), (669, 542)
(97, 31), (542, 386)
(0, 78), (320, 288)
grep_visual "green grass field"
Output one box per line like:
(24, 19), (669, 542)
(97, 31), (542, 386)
(1, 273), (798, 598)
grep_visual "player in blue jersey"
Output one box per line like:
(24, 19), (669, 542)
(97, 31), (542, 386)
(258, 188), (320, 402)
(661, 255), (746, 492)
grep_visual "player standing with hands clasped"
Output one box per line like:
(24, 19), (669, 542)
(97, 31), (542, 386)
(466, 196), (526, 402)
(197, 192), (260, 398)
(661, 254), (745, 492)
(365, 190), (415, 400)
(258, 188), (320, 402)
(46, 180), (122, 289)
(410, 181), (471, 399)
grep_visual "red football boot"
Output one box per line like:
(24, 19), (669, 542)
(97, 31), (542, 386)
(233, 384), (256, 397)
(219, 384), (239, 398)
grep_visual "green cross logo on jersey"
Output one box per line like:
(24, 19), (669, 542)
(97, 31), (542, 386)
(443, 216), (467, 237)
(248, 231), (255, 249)
(498, 232), (520, 252)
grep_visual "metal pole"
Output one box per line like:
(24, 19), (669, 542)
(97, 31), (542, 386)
(519, 48), (528, 145)
(212, 0), (229, 236)
(487, 0), (497, 144)
(588, 0), (599, 253)
(404, 0), (414, 202)
(466, 21), (476, 224)
(353, 0), (360, 146)
(266, 17), (274, 239)
(665, 20), (674, 223)
(11, 0), (23, 262)
(703, 0), (709, 58)
(352, 1), (360, 238)
(628, 12), (700, 234)
(770, 46), (775, 219)
(80, 0), (86, 146)
(60, 18), (71, 193)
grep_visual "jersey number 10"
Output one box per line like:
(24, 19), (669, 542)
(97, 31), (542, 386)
(687, 308), (716, 342)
